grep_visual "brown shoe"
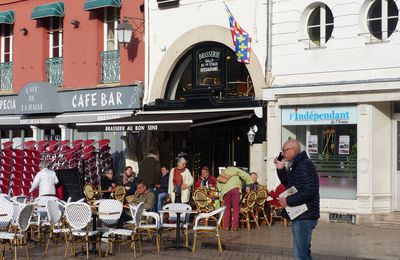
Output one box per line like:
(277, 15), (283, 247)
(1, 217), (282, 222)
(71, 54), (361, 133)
(224, 228), (230, 231)
(232, 227), (240, 231)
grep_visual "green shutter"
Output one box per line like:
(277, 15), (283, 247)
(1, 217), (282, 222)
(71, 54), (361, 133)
(0, 11), (15, 24)
(31, 2), (65, 20)
(84, 0), (121, 11)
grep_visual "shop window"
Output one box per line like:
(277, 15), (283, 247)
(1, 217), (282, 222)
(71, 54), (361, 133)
(165, 42), (254, 100)
(281, 106), (357, 200)
(307, 4), (334, 47)
(367, 0), (398, 41)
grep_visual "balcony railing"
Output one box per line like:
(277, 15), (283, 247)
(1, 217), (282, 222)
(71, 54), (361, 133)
(0, 62), (13, 90)
(45, 57), (63, 87)
(100, 50), (120, 84)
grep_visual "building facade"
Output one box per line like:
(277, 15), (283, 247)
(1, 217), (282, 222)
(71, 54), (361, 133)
(0, 0), (145, 175)
(264, 0), (400, 221)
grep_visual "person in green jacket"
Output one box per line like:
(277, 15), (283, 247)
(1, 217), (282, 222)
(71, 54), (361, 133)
(217, 166), (252, 231)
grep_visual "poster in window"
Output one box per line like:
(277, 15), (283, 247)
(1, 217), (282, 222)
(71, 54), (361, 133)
(338, 135), (350, 155)
(307, 135), (318, 154)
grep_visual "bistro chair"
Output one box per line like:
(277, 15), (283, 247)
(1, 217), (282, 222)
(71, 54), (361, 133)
(83, 183), (98, 204)
(64, 202), (101, 259)
(239, 190), (259, 231)
(255, 189), (270, 226)
(269, 204), (288, 227)
(105, 202), (144, 258)
(192, 206), (226, 253)
(110, 185), (126, 204)
(44, 200), (69, 254)
(0, 203), (35, 260)
(192, 189), (213, 212)
(160, 203), (192, 247)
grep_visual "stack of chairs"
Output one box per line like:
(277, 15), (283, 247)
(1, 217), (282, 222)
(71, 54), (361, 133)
(0, 138), (111, 197)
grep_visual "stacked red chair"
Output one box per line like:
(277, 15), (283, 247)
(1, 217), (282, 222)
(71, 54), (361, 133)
(97, 139), (112, 172)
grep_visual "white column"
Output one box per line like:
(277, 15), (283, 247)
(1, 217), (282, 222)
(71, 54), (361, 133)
(31, 126), (39, 141)
(59, 125), (68, 141)
(8, 130), (13, 141)
(40, 128), (45, 141)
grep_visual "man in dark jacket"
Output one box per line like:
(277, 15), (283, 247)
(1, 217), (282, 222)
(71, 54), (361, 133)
(274, 139), (319, 260)
(137, 150), (161, 190)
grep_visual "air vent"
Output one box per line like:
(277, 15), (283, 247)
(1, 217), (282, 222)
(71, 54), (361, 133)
(157, 0), (179, 8)
(329, 213), (356, 223)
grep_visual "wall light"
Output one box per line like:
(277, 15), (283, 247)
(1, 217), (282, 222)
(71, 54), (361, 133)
(70, 19), (80, 28)
(247, 125), (258, 145)
(20, 28), (28, 35)
(116, 16), (144, 47)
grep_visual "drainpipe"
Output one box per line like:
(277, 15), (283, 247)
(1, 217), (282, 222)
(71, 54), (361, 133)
(144, 0), (150, 105)
(265, 0), (273, 87)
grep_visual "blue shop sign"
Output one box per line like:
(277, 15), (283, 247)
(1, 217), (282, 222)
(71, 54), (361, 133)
(282, 106), (357, 125)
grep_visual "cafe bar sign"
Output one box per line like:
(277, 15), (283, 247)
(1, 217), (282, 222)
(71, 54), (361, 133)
(282, 106), (358, 125)
(0, 82), (143, 115)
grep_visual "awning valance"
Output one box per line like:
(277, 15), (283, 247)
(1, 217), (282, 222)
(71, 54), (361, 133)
(0, 11), (15, 24)
(31, 2), (65, 20)
(84, 0), (122, 11)
(76, 107), (262, 132)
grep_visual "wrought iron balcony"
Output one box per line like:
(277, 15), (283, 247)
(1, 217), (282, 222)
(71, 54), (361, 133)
(100, 50), (120, 84)
(45, 57), (63, 87)
(0, 62), (13, 90)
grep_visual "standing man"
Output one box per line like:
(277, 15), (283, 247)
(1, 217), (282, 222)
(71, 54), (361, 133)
(137, 150), (161, 190)
(29, 161), (59, 197)
(274, 139), (320, 260)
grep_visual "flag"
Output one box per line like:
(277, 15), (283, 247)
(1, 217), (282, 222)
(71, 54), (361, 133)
(224, 3), (251, 63)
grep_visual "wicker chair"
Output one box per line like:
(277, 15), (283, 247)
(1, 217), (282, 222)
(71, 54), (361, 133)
(45, 200), (69, 254)
(0, 204), (35, 260)
(239, 191), (259, 231)
(110, 185), (126, 203)
(83, 183), (98, 204)
(64, 202), (101, 259)
(255, 189), (270, 226)
(192, 206), (226, 253)
(105, 202), (144, 258)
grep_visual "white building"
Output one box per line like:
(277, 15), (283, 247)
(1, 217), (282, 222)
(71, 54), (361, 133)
(264, 0), (400, 222)
(144, 0), (269, 179)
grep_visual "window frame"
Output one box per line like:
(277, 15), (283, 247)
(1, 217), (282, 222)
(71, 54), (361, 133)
(306, 4), (334, 48)
(49, 17), (63, 58)
(1, 24), (13, 63)
(366, 0), (399, 41)
(103, 7), (120, 51)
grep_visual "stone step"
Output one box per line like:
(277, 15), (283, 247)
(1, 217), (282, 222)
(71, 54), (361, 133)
(373, 213), (400, 228)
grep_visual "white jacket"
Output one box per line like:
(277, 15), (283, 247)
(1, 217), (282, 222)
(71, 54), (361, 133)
(29, 168), (59, 196)
(168, 168), (194, 203)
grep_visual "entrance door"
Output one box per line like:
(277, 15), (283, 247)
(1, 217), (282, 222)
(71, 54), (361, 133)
(393, 117), (400, 211)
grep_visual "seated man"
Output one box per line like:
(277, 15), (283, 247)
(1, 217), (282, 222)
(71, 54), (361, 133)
(245, 172), (264, 193)
(194, 166), (217, 190)
(118, 182), (155, 228)
(126, 182), (155, 211)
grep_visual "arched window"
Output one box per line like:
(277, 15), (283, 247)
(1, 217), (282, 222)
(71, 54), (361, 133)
(307, 4), (334, 47)
(367, 0), (398, 40)
(165, 42), (254, 100)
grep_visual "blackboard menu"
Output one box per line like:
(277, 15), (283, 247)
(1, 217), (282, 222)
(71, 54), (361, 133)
(56, 169), (84, 202)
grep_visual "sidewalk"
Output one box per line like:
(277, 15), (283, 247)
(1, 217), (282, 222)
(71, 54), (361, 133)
(19, 222), (400, 259)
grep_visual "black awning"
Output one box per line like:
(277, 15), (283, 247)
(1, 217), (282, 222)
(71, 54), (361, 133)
(76, 108), (259, 132)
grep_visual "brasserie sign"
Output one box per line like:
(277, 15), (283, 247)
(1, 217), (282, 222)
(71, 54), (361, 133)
(198, 50), (221, 73)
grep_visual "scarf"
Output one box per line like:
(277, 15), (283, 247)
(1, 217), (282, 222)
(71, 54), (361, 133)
(173, 167), (183, 186)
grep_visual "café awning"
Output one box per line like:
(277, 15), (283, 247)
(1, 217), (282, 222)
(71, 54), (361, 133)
(84, 0), (122, 11)
(0, 11), (15, 24)
(31, 2), (65, 19)
(76, 107), (262, 132)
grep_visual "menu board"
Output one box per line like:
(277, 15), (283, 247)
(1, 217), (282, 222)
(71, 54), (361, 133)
(56, 169), (84, 202)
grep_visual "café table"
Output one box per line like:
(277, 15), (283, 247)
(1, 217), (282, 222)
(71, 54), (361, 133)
(158, 209), (198, 251)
